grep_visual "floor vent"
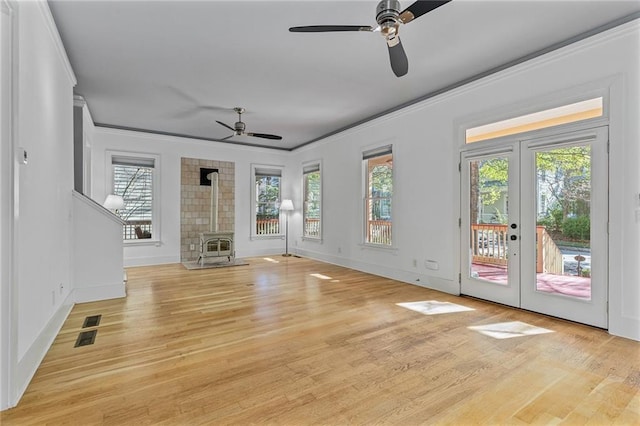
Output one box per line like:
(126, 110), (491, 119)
(74, 330), (97, 347)
(82, 315), (102, 328)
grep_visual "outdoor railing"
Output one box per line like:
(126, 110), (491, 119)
(368, 220), (392, 245)
(471, 224), (563, 273)
(256, 218), (279, 235)
(304, 218), (320, 238)
(123, 219), (152, 240)
(471, 224), (508, 266)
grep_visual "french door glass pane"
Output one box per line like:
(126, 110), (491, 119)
(535, 145), (591, 299)
(469, 157), (509, 285)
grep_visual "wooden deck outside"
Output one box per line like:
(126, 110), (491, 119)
(1, 257), (636, 425)
(472, 263), (592, 299)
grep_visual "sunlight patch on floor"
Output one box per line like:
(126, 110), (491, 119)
(468, 321), (554, 339)
(396, 300), (475, 315)
(263, 257), (280, 263)
(310, 273), (332, 280)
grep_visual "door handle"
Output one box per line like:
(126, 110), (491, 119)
(510, 234), (518, 241)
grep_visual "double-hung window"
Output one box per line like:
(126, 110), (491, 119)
(363, 145), (393, 246)
(302, 162), (321, 239)
(252, 165), (282, 237)
(111, 154), (158, 241)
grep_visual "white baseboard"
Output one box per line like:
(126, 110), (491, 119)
(235, 248), (288, 258)
(295, 248), (459, 295)
(123, 255), (178, 267)
(12, 293), (74, 408)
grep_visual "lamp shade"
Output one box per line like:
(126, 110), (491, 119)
(103, 194), (125, 210)
(280, 199), (294, 211)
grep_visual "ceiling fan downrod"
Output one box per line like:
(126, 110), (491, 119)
(376, 0), (401, 41)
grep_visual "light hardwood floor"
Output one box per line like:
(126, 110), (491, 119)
(2, 256), (638, 425)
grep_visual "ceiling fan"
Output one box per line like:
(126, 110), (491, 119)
(289, 0), (451, 77)
(216, 107), (282, 141)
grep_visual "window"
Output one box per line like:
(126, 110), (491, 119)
(111, 154), (157, 241)
(252, 165), (282, 237)
(302, 162), (321, 239)
(363, 145), (393, 246)
(466, 97), (603, 143)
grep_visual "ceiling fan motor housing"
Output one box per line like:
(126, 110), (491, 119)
(376, 0), (401, 38)
(234, 121), (246, 134)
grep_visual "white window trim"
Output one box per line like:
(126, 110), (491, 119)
(106, 150), (161, 245)
(302, 159), (322, 242)
(250, 163), (285, 240)
(361, 143), (396, 249)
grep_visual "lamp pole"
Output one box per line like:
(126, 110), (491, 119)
(280, 199), (294, 257)
(284, 212), (290, 256)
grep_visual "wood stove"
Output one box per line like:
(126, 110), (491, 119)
(197, 171), (234, 265)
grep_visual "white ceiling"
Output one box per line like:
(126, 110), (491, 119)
(48, 0), (640, 150)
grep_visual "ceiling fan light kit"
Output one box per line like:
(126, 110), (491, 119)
(289, 0), (452, 77)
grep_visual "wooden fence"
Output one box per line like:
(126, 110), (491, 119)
(368, 220), (392, 245)
(256, 218), (279, 235)
(304, 218), (320, 237)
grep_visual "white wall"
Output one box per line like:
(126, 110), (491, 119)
(9, 0), (77, 407)
(91, 128), (292, 266)
(72, 191), (125, 302)
(291, 20), (640, 341)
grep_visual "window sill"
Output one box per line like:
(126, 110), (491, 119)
(251, 234), (284, 241)
(302, 236), (323, 243)
(359, 243), (398, 254)
(124, 239), (161, 247)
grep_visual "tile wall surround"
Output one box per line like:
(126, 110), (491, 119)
(180, 158), (235, 262)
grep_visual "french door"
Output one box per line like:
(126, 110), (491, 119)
(461, 127), (608, 328)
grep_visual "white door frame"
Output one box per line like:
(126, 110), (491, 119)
(0, 0), (15, 411)
(460, 124), (609, 328)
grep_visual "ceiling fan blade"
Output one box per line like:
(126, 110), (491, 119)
(399, 0), (451, 24)
(216, 120), (235, 132)
(220, 134), (234, 141)
(289, 25), (373, 33)
(174, 105), (232, 119)
(387, 36), (408, 77)
(247, 132), (283, 140)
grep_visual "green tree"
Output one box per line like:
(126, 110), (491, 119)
(536, 146), (590, 219)
(369, 164), (392, 220)
(477, 158), (508, 206)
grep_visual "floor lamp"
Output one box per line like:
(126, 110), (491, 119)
(280, 199), (294, 257)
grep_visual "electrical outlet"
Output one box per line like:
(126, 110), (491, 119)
(59, 283), (64, 294)
(412, 259), (417, 267)
(338, 246), (342, 254)
(190, 244), (195, 250)
(425, 260), (439, 270)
